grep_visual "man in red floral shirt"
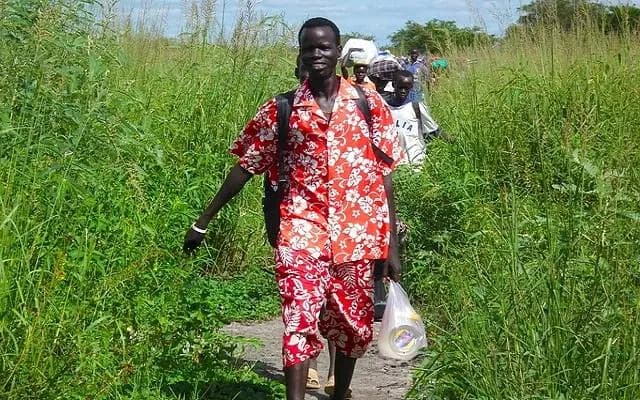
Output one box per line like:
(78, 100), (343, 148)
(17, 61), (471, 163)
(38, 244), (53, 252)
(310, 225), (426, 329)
(183, 17), (402, 400)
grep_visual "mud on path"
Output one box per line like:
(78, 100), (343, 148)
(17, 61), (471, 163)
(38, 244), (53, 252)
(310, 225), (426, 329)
(224, 318), (420, 400)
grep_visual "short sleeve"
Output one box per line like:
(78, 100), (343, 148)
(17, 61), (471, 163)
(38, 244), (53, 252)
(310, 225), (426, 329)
(362, 88), (404, 175)
(229, 98), (278, 175)
(418, 102), (439, 134)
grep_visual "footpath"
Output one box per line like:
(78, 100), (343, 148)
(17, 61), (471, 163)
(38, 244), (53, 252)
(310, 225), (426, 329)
(224, 318), (419, 399)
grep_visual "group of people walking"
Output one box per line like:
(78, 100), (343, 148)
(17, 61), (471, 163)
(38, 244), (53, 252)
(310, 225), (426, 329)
(183, 17), (449, 400)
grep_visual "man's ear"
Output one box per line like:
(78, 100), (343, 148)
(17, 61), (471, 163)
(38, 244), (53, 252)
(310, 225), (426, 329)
(337, 44), (342, 53)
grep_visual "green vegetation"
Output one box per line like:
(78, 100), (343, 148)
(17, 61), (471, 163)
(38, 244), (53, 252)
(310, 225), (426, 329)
(403, 27), (640, 400)
(389, 19), (495, 55)
(387, 1), (640, 55)
(1, 0), (639, 399)
(1, 1), (288, 398)
(512, 0), (640, 35)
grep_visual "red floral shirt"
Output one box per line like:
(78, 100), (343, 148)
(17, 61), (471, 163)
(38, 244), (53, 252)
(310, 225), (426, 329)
(230, 77), (402, 264)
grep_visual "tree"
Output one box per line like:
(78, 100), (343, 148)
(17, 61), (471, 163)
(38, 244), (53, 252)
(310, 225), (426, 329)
(388, 19), (495, 55)
(604, 5), (640, 33)
(508, 0), (640, 35)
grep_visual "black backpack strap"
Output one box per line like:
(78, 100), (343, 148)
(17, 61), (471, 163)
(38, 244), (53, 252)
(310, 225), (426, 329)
(412, 101), (423, 134)
(274, 90), (295, 187)
(353, 85), (372, 128)
(262, 90), (294, 247)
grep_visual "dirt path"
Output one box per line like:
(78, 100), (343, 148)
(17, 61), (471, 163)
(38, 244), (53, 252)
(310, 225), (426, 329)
(224, 319), (420, 399)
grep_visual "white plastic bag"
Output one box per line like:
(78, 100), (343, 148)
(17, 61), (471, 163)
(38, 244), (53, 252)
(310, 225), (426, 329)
(341, 38), (378, 66)
(378, 281), (427, 360)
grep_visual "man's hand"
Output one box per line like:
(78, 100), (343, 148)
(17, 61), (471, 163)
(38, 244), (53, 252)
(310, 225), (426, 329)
(340, 47), (363, 66)
(183, 226), (206, 255)
(182, 163), (253, 256)
(383, 234), (402, 281)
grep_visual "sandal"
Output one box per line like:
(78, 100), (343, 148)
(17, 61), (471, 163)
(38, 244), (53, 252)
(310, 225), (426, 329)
(324, 375), (352, 398)
(306, 368), (321, 389)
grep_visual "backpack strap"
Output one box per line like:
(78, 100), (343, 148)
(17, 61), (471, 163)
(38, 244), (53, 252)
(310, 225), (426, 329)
(412, 101), (423, 135)
(274, 90), (295, 188)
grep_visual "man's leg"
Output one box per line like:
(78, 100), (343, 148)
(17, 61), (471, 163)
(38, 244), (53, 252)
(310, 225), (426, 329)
(327, 341), (336, 379)
(276, 246), (331, 400)
(323, 341), (338, 395)
(332, 352), (357, 400)
(320, 259), (375, 399)
(285, 358), (311, 400)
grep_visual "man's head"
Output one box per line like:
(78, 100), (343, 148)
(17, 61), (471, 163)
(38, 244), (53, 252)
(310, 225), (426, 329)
(392, 70), (414, 103)
(353, 64), (367, 84)
(409, 48), (420, 63)
(298, 17), (341, 81)
(367, 59), (402, 93)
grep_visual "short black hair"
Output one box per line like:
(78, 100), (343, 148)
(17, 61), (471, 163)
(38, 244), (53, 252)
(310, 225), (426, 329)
(394, 69), (414, 81)
(298, 17), (340, 46)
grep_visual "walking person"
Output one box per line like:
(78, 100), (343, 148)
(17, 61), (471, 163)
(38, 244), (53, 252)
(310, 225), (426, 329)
(387, 70), (448, 166)
(294, 56), (342, 397)
(183, 17), (403, 400)
(346, 64), (376, 90)
(366, 57), (404, 99)
(295, 58), (344, 397)
(405, 48), (431, 102)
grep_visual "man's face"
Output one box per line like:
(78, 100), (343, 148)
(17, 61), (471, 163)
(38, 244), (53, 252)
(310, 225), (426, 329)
(393, 76), (413, 102)
(354, 65), (367, 82)
(410, 50), (419, 62)
(299, 26), (340, 81)
(369, 76), (385, 93)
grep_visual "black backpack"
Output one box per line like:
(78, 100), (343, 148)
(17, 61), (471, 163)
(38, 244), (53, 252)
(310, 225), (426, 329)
(262, 85), (372, 247)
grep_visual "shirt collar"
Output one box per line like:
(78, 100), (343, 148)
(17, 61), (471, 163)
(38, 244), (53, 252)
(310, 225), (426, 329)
(294, 76), (360, 108)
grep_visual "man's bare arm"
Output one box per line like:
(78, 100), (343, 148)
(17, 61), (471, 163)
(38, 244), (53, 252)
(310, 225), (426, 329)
(183, 162), (253, 253)
(382, 172), (402, 281)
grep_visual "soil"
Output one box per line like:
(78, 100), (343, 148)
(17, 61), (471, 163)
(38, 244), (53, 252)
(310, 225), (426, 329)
(224, 318), (420, 400)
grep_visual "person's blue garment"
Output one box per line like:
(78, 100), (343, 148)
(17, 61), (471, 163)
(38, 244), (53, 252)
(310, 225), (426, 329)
(405, 61), (422, 75)
(407, 88), (423, 103)
(405, 61), (427, 101)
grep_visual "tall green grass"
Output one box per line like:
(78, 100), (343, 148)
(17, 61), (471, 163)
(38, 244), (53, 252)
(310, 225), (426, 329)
(401, 27), (640, 399)
(1, 1), (292, 398)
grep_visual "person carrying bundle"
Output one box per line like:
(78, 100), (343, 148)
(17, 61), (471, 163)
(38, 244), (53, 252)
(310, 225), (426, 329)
(339, 43), (377, 91)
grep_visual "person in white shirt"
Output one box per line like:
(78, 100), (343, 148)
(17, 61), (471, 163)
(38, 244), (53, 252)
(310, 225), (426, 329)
(386, 69), (446, 167)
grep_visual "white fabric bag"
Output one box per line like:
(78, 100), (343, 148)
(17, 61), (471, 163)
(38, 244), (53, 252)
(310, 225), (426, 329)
(378, 281), (427, 360)
(341, 38), (378, 66)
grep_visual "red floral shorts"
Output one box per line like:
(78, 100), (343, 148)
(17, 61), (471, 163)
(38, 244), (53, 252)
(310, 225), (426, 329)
(275, 245), (375, 368)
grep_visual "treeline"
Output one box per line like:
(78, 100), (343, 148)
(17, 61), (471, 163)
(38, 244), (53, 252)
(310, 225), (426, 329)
(386, 0), (640, 54)
(509, 0), (640, 35)
(388, 19), (495, 55)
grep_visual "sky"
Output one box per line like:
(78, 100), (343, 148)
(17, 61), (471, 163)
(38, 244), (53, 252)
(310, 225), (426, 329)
(113, 0), (636, 44)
